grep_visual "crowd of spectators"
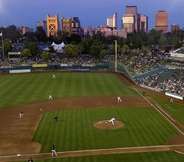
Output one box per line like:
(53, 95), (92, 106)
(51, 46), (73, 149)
(1, 52), (184, 97)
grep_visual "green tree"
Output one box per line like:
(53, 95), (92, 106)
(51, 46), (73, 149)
(35, 26), (48, 42)
(141, 46), (149, 55)
(64, 44), (78, 57)
(42, 51), (51, 61)
(122, 45), (130, 54)
(29, 43), (39, 56)
(21, 48), (32, 58)
(3, 38), (12, 55)
(131, 49), (140, 55)
(158, 35), (168, 48)
(90, 42), (101, 57)
(70, 33), (81, 44)
(101, 49), (110, 55)
(172, 37), (181, 49)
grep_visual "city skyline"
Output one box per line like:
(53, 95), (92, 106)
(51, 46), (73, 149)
(1, 0), (184, 31)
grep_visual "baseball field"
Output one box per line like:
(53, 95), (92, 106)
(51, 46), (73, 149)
(0, 72), (184, 162)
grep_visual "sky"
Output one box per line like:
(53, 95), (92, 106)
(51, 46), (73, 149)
(0, 0), (184, 31)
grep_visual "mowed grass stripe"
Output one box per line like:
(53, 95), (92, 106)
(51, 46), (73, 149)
(33, 108), (180, 153)
(0, 73), (138, 109)
(20, 151), (184, 162)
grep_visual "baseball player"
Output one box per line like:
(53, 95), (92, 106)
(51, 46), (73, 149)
(117, 96), (122, 102)
(52, 74), (56, 79)
(19, 112), (23, 118)
(51, 144), (57, 156)
(48, 94), (53, 100)
(28, 157), (33, 162)
(170, 97), (173, 103)
(108, 117), (116, 125)
(54, 116), (58, 122)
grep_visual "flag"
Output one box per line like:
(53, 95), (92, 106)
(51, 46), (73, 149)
(0, 32), (2, 37)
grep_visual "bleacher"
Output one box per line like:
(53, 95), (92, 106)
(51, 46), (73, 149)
(132, 66), (170, 81)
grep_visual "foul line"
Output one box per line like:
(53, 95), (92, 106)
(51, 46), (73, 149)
(118, 73), (184, 135)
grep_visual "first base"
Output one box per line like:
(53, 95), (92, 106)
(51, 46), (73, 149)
(17, 154), (20, 156)
(40, 109), (42, 110)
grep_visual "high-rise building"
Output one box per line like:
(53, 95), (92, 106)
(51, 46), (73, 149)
(126, 6), (137, 32)
(123, 6), (148, 33)
(37, 20), (47, 34)
(122, 14), (135, 33)
(72, 17), (83, 38)
(19, 26), (34, 35)
(155, 10), (168, 33)
(46, 14), (59, 36)
(139, 14), (148, 31)
(171, 24), (179, 32)
(62, 17), (72, 36)
(107, 12), (117, 29)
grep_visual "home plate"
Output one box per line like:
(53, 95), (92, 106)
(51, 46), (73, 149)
(17, 154), (20, 156)
(40, 109), (42, 110)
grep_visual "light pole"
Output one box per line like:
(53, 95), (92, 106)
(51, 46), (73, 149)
(114, 40), (117, 72)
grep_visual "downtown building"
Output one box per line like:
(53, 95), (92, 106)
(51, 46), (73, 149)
(45, 14), (83, 37)
(155, 10), (168, 33)
(122, 6), (148, 33)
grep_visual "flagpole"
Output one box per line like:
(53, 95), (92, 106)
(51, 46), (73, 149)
(1, 31), (4, 60)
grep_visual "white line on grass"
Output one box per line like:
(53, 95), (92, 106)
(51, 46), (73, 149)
(118, 73), (184, 135)
(165, 104), (181, 111)
(156, 105), (175, 122)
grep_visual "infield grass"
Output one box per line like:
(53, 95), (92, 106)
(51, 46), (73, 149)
(0, 73), (137, 109)
(33, 107), (180, 153)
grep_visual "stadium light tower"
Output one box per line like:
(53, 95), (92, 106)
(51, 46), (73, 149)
(114, 40), (117, 72)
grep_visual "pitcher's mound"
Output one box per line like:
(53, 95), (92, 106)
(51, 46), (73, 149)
(93, 120), (124, 130)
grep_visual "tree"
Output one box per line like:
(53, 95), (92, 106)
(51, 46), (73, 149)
(29, 43), (40, 56)
(172, 37), (181, 49)
(42, 51), (51, 61)
(131, 49), (140, 55)
(158, 35), (168, 48)
(35, 26), (48, 42)
(141, 46), (149, 55)
(90, 42), (101, 57)
(122, 45), (130, 54)
(3, 38), (12, 55)
(21, 49), (32, 58)
(64, 44), (78, 57)
(70, 33), (81, 44)
(101, 49), (110, 55)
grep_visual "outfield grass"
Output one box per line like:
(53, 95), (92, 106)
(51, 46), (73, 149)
(21, 151), (184, 162)
(0, 73), (137, 109)
(152, 97), (184, 125)
(33, 108), (180, 153)
(1, 72), (184, 162)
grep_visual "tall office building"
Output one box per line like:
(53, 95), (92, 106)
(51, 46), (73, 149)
(171, 24), (179, 32)
(126, 6), (137, 32)
(123, 6), (148, 33)
(62, 17), (72, 36)
(37, 20), (47, 34)
(155, 10), (168, 33)
(72, 17), (83, 37)
(107, 12), (117, 29)
(139, 14), (148, 31)
(46, 14), (59, 36)
(122, 14), (135, 33)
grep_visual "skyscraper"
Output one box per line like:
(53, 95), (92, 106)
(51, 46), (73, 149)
(122, 6), (148, 33)
(155, 10), (168, 33)
(107, 12), (117, 29)
(46, 14), (59, 36)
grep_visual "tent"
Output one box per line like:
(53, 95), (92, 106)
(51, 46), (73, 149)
(51, 42), (65, 53)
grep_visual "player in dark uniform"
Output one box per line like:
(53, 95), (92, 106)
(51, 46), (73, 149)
(28, 157), (33, 162)
(54, 116), (58, 122)
(51, 144), (57, 156)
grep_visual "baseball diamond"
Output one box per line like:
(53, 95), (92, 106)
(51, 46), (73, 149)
(0, 72), (184, 162)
